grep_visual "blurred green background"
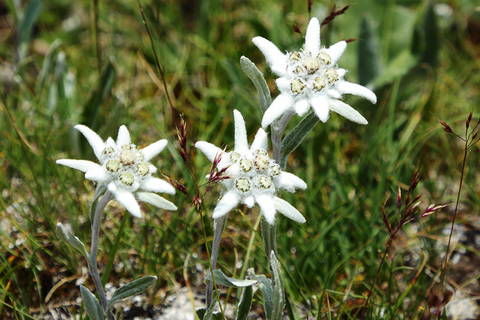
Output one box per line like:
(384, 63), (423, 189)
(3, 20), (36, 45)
(0, 0), (479, 318)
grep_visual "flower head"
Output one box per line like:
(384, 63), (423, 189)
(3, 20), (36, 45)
(56, 125), (177, 218)
(195, 110), (307, 225)
(252, 17), (377, 128)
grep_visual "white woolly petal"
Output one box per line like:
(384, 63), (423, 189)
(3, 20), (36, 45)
(108, 183), (142, 218)
(250, 128), (268, 152)
(274, 197), (306, 223)
(213, 191), (240, 219)
(141, 139), (168, 161)
(304, 17), (320, 55)
(141, 177), (176, 194)
(326, 41), (347, 64)
(116, 125), (131, 146)
(74, 125), (105, 160)
(137, 192), (177, 211)
(329, 99), (368, 125)
(275, 77), (290, 93)
(56, 159), (101, 173)
(327, 89), (342, 99)
(195, 141), (224, 163)
(243, 196), (255, 208)
(85, 166), (109, 182)
(255, 194), (276, 225)
(252, 36), (288, 76)
(261, 94), (294, 128)
(233, 110), (249, 153)
(310, 95), (330, 123)
(336, 81), (377, 103)
(294, 99), (310, 116)
(337, 68), (348, 78)
(277, 172), (307, 192)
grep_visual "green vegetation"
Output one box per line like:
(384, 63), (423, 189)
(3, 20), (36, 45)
(0, 0), (479, 318)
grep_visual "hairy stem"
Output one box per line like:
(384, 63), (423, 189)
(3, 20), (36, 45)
(88, 191), (112, 314)
(206, 215), (227, 307)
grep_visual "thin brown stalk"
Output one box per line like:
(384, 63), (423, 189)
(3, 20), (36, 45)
(439, 139), (468, 286)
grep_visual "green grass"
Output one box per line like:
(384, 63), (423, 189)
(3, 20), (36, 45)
(0, 0), (479, 318)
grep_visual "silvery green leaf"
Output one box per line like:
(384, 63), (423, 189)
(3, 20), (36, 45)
(137, 192), (178, 210)
(251, 274), (273, 319)
(280, 111), (318, 168)
(270, 252), (285, 320)
(240, 56), (272, 112)
(108, 276), (157, 307)
(358, 17), (380, 86)
(235, 285), (253, 320)
(80, 285), (104, 320)
(56, 223), (88, 257)
(206, 269), (257, 288)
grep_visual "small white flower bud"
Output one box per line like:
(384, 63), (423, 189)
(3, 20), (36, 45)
(325, 69), (339, 84)
(106, 159), (121, 172)
(229, 152), (241, 162)
(239, 158), (253, 172)
(303, 56), (320, 74)
(136, 162), (149, 176)
(235, 177), (251, 192)
(313, 77), (327, 91)
(120, 149), (137, 165)
(270, 163), (281, 176)
(256, 175), (272, 189)
(290, 78), (306, 95)
(318, 50), (332, 65)
(254, 154), (270, 171)
(119, 172), (135, 186)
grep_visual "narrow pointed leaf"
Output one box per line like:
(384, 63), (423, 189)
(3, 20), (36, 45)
(80, 285), (104, 320)
(270, 252), (285, 320)
(251, 273), (273, 319)
(280, 111), (318, 168)
(240, 56), (272, 112)
(206, 269), (257, 288)
(235, 286), (253, 320)
(108, 276), (157, 307)
(56, 223), (88, 257)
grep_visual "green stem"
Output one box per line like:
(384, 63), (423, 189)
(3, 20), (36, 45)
(87, 191), (112, 317)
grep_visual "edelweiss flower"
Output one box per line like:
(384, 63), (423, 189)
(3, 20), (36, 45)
(252, 17), (377, 128)
(195, 110), (307, 225)
(56, 125), (177, 217)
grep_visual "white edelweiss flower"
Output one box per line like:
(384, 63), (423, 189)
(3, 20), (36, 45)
(195, 110), (307, 225)
(56, 124), (177, 218)
(252, 17), (377, 128)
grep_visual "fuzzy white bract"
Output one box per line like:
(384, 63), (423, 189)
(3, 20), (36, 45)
(195, 110), (307, 225)
(56, 125), (177, 217)
(252, 17), (377, 128)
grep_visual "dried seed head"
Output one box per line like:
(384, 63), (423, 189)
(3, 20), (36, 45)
(440, 120), (453, 134)
(466, 112), (473, 129)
